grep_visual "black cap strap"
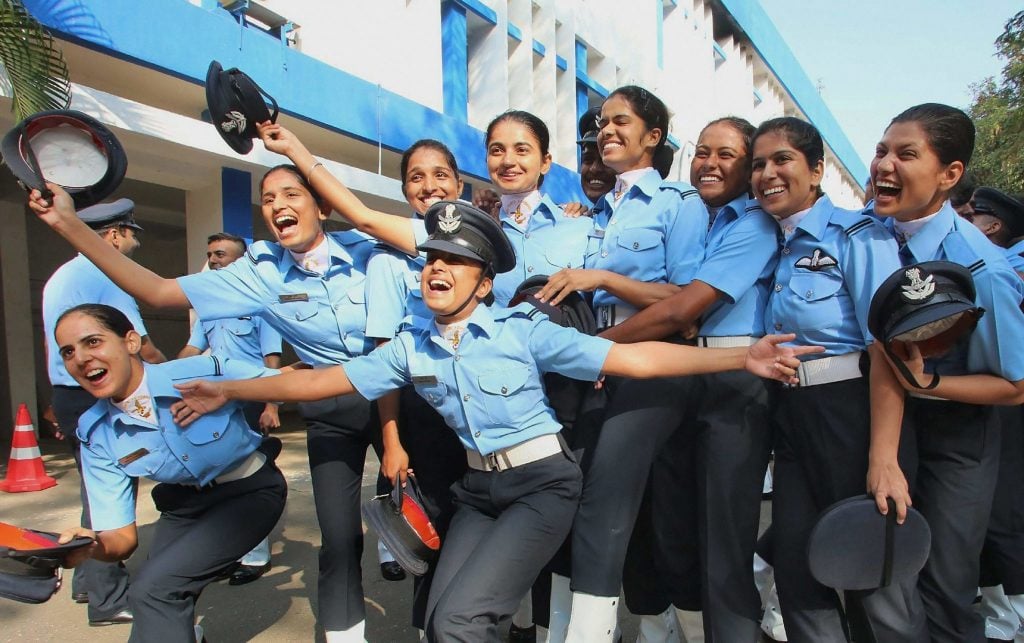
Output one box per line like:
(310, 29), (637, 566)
(883, 340), (941, 391)
(881, 497), (897, 588)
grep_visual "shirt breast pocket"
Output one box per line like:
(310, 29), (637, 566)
(223, 318), (256, 337)
(617, 228), (662, 254)
(787, 272), (844, 331)
(269, 300), (319, 323)
(412, 377), (448, 408)
(477, 365), (535, 428)
(544, 243), (585, 271)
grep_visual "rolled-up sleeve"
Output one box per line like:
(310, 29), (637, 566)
(178, 260), (266, 321)
(80, 444), (137, 532)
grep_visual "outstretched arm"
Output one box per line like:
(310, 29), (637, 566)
(28, 185), (190, 310)
(600, 333), (822, 383)
(257, 122), (418, 255)
(172, 366), (355, 426)
(884, 341), (1024, 405)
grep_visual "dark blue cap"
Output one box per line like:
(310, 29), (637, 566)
(417, 201), (516, 274)
(577, 106), (601, 146)
(78, 198), (143, 231)
(972, 187), (1024, 238)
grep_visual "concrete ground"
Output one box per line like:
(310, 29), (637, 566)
(1, 413), (655, 642)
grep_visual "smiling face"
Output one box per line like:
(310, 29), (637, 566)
(420, 250), (491, 323)
(403, 147), (464, 215)
(580, 144), (616, 201)
(751, 130), (823, 219)
(260, 168), (327, 252)
(206, 239), (245, 270)
(691, 122), (750, 207)
(598, 94), (662, 174)
(870, 121), (963, 222)
(486, 120), (551, 195)
(56, 312), (144, 402)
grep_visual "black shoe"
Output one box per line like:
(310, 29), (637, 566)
(380, 561), (406, 581)
(214, 560), (240, 582)
(509, 623), (536, 642)
(71, 591), (89, 604)
(89, 609), (133, 626)
(229, 562), (271, 586)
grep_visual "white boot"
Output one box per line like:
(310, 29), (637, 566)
(981, 585), (1019, 641)
(547, 574), (573, 643)
(673, 609), (704, 643)
(325, 620), (366, 643)
(636, 605), (682, 642)
(565, 592), (618, 643)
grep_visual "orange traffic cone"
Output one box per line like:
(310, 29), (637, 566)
(0, 404), (57, 493)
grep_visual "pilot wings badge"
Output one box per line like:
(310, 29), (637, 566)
(437, 204), (461, 233)
(221, 110), (246, 134)
(900, 267), (935, 303)
(794, 248), (838, 271)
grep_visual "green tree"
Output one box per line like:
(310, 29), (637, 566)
(969, 10), (1024, 193)
(0, 0), (70, 120)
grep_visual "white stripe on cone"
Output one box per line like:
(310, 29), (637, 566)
(10, 446), (42, 459)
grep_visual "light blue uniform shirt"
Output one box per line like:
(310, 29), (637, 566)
(696, 197), (779, 337)
(884, 202), (1024, 381)
(43, 255), (150, 387)
(77, 356), (274, 531)
(186, 315), (283, 363)
(765, 196), (900, 357)
(586, 172), (708, 308)
(365, 216), (430, 341)
(1005, 239), (1024, 273)
(178, 231), (376, 365)
(492, 194), (591, 307)
(344, 303), (613, 455)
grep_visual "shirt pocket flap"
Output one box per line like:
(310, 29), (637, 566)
(223, 319), (256, 336)
(617, 228), (662, 252)
(788, 272), (843, 302)
(270, 300), (318, 321)
(478, 366), (531, 397)
(183, 419), (230, 445)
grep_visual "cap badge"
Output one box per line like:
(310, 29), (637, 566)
(438, 203), (461, 233)
(221, 111), (246, 134)
(900, 268), (935, 302)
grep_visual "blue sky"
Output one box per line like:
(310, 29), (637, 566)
(759, 0), (1019, 169)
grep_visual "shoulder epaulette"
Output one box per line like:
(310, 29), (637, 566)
(830, 209), (876, 237)
(168, 355), (224, 381)
(493, 302), (540, 322)
(660, 181), (700, 200)
(246, 240), (282, 264)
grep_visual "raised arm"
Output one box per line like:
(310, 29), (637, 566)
(257, 122), (418, 255)
(28, 185), (190, 310)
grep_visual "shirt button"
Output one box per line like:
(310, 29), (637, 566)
(806, 290), (813, 297)
(601, 250), (609, 258)
(182, 454), (189, 462)
(774, 284), (783, 292)
(501, 386), (508, 394)
(774, 323), (783, 331)
(527, 266), (534, 273)
(525, 232), (531, 239)
(463, 394), (471, 401)
(782, 248), (791, 255)
(212, 432), (220, 438)
(454, 355), (461, 361)
(474, 431), (481, 437)
(633, 242), (640, 250)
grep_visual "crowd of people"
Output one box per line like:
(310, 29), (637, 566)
(28, 83), (1024, 643)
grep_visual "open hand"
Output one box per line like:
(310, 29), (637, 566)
(746, 334), (825, 384)
(171, 380), (229, 427)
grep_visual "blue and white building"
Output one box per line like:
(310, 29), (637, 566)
(0, 0), (867, 434)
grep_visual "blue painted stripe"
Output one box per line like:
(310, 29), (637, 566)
(576, 71), (609, 98)
(441, 1), (468, 121)
(753, 88), (763, 104)
(532, 39), (546, 57)
(221, 167), (253, 238)
(715, 0), (867, 184)
(22, 0), (589, 203)
(712, 41), (727, 64)
(656, 0), (664, 69)
(667, 133), (681, 150)
(451, 0), (497, 25)
(507, 22), (522, 42)
(555, 55), (568, 71)
(575, 40), (587, 75)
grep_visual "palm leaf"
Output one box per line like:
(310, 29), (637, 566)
(0, 0), (70, 120)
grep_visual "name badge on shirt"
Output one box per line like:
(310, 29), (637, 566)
(411, 375), (439, 386)
(117, 448), (150, 466)
(278, 293), (309, 303)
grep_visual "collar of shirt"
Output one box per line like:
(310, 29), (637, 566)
(892, 202), (955, 262)
(426, 304), (497, 352)
(707, 195), (749, 236)
(111, 371), (159, 425)
(288, 236), (330, 274)
(279, 232), (358, 277)
(775, 205), (814, 240)
(612, 167), (658, 204)
(778, 195), (841, 242)
(500, 190), (541, 227)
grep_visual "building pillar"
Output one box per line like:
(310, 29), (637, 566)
(185, 178), (224, 275)
(0, 204), (37, 439)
